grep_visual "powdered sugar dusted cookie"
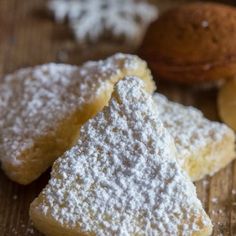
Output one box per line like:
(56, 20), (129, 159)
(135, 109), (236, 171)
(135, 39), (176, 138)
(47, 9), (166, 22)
(30, 77), (212, 236)
(0, 53), (155, 184)
(153, 93), (235, 181)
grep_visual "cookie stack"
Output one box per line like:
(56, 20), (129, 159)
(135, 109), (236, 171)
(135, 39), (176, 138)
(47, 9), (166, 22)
(0, 53), (235, 235)
(0, 54), (154, 185)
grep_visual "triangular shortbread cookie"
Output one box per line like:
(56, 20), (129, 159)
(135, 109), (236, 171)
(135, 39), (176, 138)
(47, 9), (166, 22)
(153, 93), (235, 181)
(30, 77), (212, 236)
(0, 53), (155, 184)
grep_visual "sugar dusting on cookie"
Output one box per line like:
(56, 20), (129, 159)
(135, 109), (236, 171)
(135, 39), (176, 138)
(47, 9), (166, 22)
(32, 77), (211, 235)
(0, 53), (149, 166)
(153, 93), (232, 166)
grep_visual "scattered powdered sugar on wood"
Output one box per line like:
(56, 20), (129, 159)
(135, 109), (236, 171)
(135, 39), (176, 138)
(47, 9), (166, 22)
(202, 179), (209, 187)
(10, 220), (35, 236)
(0, 53), (148, 166)
(32, 77), (211, 235)
(211, 197), (218, 204)
(153, 93), (233, 165)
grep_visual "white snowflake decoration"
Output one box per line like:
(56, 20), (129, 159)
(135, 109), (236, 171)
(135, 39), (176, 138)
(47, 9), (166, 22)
(48, 0), (158, 45)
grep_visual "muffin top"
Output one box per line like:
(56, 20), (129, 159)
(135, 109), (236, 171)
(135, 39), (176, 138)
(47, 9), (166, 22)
(141, 2), (236, 67)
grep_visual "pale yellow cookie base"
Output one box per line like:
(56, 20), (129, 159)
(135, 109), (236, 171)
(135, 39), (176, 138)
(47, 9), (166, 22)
(30, 195), (213, 236)
(192, 226), (213, 236)
(30, 205), (85, 236)
(183, 131), (235, 182)
(2, 63), (155, 185)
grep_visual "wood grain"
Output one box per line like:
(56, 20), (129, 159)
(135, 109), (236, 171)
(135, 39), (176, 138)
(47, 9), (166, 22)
(0, 0), (236, 235)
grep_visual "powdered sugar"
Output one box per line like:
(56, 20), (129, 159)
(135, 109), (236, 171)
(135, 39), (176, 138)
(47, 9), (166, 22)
(32, 77), (211, 235)
(48, 0), (158, 45)
(0, 53), (149, 166)
(153, 93), (233, 166)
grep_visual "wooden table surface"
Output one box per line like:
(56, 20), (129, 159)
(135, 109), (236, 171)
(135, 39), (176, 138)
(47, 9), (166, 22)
(0, 0), (236, 235)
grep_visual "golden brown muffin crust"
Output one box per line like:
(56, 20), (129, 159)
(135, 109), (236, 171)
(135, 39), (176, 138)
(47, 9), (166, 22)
(139, 2), (236, 84)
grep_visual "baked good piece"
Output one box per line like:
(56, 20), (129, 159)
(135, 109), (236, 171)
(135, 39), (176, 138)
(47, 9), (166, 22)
(153, 93), (235, 181)
(0, 53), (155, 185)
(139, 2), (236, 85)
(218, 78), (236, 131)
(30, 77), (212, 236)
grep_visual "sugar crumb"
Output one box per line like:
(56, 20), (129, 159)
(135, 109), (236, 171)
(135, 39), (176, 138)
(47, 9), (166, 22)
(202, 180), (209, 187)
(211, 197), (218, 204)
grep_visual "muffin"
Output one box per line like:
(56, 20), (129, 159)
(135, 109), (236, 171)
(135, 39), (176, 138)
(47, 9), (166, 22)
(139, 2), (236, 85)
